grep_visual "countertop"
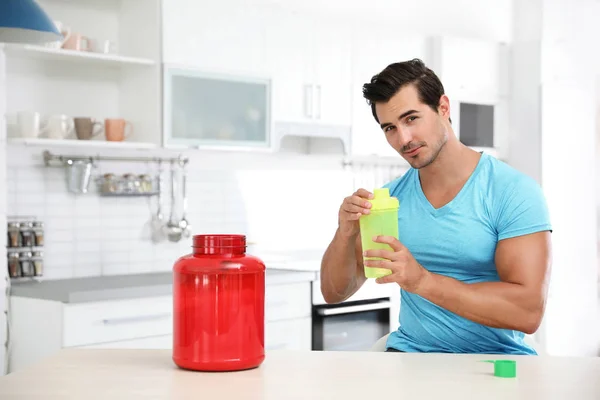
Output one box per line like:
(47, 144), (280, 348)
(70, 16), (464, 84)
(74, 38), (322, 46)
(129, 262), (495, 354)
(1, 349), (600, 399)
(9, 269), (318, 304)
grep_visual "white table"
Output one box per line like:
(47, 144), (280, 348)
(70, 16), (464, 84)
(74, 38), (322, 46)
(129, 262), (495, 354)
(0, 349), (599, 399)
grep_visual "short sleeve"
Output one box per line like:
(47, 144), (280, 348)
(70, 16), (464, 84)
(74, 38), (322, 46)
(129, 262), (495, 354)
(496, 175), (553, 241)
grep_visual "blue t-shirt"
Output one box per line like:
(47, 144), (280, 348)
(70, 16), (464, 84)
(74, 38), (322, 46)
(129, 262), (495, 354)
(383, 152), (552, 355)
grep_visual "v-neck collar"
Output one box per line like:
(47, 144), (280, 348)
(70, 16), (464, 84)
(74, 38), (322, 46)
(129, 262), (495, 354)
(414, 152), (487, 217)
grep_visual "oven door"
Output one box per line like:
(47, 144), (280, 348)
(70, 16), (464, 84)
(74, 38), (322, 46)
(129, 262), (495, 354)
(312, 298), (391, 351)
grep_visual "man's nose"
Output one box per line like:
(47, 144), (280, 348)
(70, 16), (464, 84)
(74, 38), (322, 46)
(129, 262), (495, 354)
(396, 127), (413, 148)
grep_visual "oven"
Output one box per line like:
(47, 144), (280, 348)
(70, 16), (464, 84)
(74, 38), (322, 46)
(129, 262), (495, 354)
(312, 297), (392, 351)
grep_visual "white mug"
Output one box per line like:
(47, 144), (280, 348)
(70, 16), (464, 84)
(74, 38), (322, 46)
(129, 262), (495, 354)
(45, 114), (74, 139)
(17, 111), (42, 138)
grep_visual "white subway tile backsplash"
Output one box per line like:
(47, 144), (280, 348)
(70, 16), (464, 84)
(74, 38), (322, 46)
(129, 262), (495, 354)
(7, 145), (357, 281)
(45, 192), (70, 204)
(45, 216), (74, 231)
(44, 242), (75, 256)
(102, 240), (131, 252)
(16, 167), (45, 181)
(75, 241), (101, 253)
(47, 204), (77, 217)
(128, 262), (153, 274)
(101, 251), (129, 265)
(75, 252), (101, 266)
(44, 267), (75, 280)
(74, 265), (102, 278)
(46, 229), (75, 243)
(101, 264), (131, 276)
(75, 217), (102, 229)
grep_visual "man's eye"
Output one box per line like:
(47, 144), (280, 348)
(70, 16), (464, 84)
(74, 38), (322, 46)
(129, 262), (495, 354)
(385, 126), (395, 132)
(407, 116), (417, 122)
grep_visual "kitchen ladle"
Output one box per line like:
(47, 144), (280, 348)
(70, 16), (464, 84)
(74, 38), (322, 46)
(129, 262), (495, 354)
(178, 163), (191, 238)
(165, 161), (183, 242)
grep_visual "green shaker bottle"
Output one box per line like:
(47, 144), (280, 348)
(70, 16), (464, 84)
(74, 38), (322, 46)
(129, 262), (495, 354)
(359, 188), (399, 279)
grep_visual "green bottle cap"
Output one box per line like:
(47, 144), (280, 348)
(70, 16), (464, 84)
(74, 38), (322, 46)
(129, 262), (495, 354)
(370, 188), (399, 211)
(481, 360), (517, 378)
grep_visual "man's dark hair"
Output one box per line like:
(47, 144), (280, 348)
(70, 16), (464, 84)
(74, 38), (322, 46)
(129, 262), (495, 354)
(362, 58), (450, 124)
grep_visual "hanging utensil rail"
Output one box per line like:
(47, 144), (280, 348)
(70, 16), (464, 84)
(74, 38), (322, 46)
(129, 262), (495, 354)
(42, 150), (189, 166)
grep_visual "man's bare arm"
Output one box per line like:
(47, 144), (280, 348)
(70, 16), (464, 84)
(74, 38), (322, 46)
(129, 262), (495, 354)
(415, 231), (552, 333)
(320, 231), (366, 304)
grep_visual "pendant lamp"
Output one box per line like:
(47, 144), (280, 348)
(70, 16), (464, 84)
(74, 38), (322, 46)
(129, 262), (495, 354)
(0, 0), (61, 44)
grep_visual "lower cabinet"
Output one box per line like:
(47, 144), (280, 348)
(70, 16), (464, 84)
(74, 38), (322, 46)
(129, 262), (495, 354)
(265, 318), (311, 351)
(8, 279), (313, 373)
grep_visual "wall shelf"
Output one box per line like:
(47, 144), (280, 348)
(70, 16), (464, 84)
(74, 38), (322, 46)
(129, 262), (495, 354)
(8, 138), (158, 150)
(1, 44), (156, 68)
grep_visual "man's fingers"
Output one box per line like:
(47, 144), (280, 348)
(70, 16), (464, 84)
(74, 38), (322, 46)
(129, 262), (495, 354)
(363, 249), (396, 260)
(354, 188), (374, 200)
(342, 203), (369, 215)
(373, 235), (405, 252)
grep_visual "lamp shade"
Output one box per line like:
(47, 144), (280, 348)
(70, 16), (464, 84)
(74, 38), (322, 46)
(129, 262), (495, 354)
(0, 0), (61, 44)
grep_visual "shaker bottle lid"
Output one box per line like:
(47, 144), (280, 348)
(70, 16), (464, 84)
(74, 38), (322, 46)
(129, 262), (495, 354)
(370, 188), (399, 211)
(481, 360), (517, 378)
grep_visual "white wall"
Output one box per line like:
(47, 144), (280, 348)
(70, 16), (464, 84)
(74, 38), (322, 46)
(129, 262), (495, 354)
(0, 49), (7, 375)
(265, 0), (513, 43)
(510, 0), (600, 356)
(538, 0), (599, 357)
(508, 0), (542, 183)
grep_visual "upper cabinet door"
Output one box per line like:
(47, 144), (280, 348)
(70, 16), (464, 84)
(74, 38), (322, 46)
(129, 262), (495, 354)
(430, 36), (503, 103)
(163, 66), (271, 149)
(265, 10), (315, 124)
(163, 0), (268, 76)
(312, 21), (353, 127)
(350, 29), (429, 158)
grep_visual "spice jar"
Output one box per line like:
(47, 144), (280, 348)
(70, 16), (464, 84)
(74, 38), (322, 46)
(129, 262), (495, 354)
(33, 221), (44, 247)
(7, 222), (21, 248)
(139, 174), (153, 193)
(101, 173), (119, 194)
(8, 252), (20, 277)
(19, 251), (33, 277)
(31, 251), (44, 276)
(20, 222), (34, 247)
(122, 173), (140, 193)
(172, 234), (265, 372)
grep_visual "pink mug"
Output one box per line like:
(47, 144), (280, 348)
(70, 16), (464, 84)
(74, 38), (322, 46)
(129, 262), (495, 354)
(104, 118), (132, 142)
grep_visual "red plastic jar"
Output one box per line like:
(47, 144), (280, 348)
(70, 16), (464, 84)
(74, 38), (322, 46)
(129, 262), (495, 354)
(172, 234), (265, 372)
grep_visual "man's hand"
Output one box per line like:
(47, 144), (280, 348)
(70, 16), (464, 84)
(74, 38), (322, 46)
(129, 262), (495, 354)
(363, 235), (430, 292)
(338, 188), (374, 239)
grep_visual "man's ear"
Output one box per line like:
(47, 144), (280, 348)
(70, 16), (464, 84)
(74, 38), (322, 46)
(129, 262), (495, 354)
(438, 95), (450, 118)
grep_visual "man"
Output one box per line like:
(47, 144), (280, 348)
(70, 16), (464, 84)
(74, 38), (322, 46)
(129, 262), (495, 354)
(320, 59), (552, 354)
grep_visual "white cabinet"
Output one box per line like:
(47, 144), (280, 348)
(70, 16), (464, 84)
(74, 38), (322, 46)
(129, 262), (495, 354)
(428, 36), (508, 156)
(163, 66), (271, 149)
(62, 296), (172, 347)
(428, 36), (504, 103)
(350, 29), (428, 157)
(162, 0), (268, 76)
(266, 10), (352, 127)
(8, 279), (313, 373)
(3, 0), (162, 147)
(265, 318), (311, 351)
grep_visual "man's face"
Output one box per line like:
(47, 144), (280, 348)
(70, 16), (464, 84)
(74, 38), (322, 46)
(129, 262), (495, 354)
(374, 84), (449, 169)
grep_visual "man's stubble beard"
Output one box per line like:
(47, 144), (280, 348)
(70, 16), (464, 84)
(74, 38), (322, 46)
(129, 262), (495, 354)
(411, 130), (448, 170)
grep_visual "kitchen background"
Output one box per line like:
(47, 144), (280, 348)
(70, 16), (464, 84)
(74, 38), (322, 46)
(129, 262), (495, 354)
(1, 0), (600, 375)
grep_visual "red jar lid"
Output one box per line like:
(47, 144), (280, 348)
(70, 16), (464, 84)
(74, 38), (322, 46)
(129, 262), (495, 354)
(193, 234), (246, 255)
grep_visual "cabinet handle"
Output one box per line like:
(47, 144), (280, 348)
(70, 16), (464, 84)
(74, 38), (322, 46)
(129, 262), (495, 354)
(314, 85), (321, 119)
(101, 313), (171, 325)
(304, 84), (313, 118)
(316, 301), (391, 316)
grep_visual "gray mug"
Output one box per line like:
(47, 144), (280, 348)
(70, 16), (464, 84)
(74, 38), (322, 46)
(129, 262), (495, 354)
(74, 117), (103, 140)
